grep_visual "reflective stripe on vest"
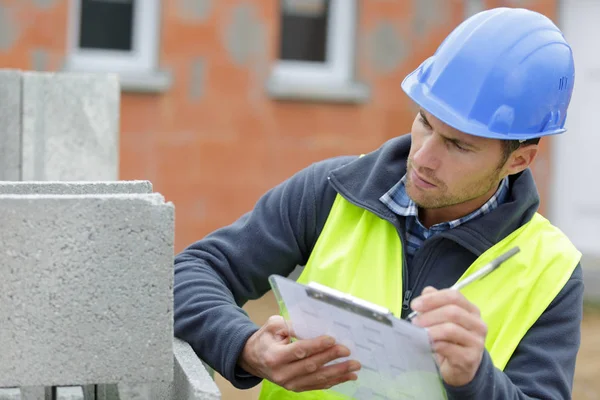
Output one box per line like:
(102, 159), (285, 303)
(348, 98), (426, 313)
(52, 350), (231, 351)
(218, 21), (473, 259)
(259, 193), (581, 399)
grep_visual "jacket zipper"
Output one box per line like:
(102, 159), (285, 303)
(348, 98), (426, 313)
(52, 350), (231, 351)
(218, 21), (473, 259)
(403, 231), (482, 312)
(402, 289), (412, 311)
(401, 238), (442, 317)
(395, 224), (411, 319)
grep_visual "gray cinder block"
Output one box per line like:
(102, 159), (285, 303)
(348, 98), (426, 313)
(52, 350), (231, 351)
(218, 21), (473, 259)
(18, 387), (50, 400)
(55, 387), (84, 400)
(172, 338), (221, 400)
(147, 339), (221, 400)
(94, 384), (118, 400)
(116, 384), (149, 400)
(0, 181), (153, 195)
(0, 193), (174, 387)
(0, 388), (21, 400)
(80, 385), (94, 400)
(21, 71), (119, 181)
(0, 70), (22, 180)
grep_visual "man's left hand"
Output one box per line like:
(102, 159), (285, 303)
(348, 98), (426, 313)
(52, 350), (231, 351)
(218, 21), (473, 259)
(410, 286), (487, 387)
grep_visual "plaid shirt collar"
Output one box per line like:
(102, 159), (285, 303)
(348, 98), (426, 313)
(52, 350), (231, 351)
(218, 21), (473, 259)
(380, 175), (510, 230)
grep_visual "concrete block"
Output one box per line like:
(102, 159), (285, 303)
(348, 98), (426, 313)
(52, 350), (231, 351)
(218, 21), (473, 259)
(116, 384), (149, 400)
(94, 385), (118, 400)
(0, 70), (22, 180)
(56, 387), (84, 400)
(0, 389), (21, 400)
(21, 71), (119, 181)
(0, 193), (174, 387)
(0, 181), (153, 195)
(172, 338), (221, 400)
(147, 339), (221, 400)
(18, 387), (50, 400)
(80, 385), (94, 400)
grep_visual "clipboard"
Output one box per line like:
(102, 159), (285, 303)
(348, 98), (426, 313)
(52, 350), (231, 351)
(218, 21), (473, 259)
(269, 274), (447, 400)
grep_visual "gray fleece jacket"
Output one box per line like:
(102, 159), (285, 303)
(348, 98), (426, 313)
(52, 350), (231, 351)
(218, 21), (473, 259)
(174, 134), (584, 399)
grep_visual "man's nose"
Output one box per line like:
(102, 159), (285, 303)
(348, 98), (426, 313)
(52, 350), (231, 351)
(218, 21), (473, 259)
(413, 134), (442, 171)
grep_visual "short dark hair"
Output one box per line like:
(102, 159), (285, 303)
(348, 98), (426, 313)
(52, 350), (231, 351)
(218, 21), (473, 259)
(501, 138), (540, 164)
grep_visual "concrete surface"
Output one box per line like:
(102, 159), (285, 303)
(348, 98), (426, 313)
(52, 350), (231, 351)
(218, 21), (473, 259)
(0, 389), (21, 400)
(95, 384), (120, 400)
(0, 70), (22, 180)
(17, 387), (51, 400)
(171, 338), (221, 400)
(114, 384), (149, 400)
(95, 339), (221, 400)
(0, 193), (174, 387)
(21, 71), (119, 181)
(0, 181), (153, 195)
(55, 387), (84, 400)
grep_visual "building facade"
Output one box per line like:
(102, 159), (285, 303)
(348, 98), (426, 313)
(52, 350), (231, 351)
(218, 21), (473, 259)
(0, 0), (558, 253)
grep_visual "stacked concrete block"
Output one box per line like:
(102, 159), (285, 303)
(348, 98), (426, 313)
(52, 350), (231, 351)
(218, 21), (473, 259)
(0, 386), (83, 400)
(55, 387), (85, 400)
(21, 72), (119, 181)
(0, 181), (221, 399)
(0, 181), (153, 195)
(0, 387), (51, 400)
(0, 192), (174, 386)
(0, 70), (220, 398)
(0, 70), (119, 182)
(0, 389), (21, 400)
(169, 339), (222, 400)
(94, 338), (222, 400)
(94, 340), (221, 400)
(0, 70), (22, 180)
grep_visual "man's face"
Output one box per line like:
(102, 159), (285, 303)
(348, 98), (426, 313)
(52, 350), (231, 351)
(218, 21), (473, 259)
(406, 109), (507, 210)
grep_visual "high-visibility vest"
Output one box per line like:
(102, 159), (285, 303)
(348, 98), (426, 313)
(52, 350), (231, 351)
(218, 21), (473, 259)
(259, 193), (581, 399)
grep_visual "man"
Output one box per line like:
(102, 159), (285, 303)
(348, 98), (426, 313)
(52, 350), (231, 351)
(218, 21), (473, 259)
(174, 7), (583, 400)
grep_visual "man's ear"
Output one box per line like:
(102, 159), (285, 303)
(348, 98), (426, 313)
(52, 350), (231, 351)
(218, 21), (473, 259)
(505, 145), (539, 175)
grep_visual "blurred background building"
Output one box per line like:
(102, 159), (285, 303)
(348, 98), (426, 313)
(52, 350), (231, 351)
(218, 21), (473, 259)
(1, 0), (598, 399)
(0, 0), (562, 251)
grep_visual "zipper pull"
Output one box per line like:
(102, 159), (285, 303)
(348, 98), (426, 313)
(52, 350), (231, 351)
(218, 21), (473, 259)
(402, 289), (412, 310)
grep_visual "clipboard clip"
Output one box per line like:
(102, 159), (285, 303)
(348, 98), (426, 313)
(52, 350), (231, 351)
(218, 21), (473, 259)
(306, 282), (394, 327)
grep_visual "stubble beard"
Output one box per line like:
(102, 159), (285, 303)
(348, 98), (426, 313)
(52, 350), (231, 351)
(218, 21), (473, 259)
(405, 158), (504, 210)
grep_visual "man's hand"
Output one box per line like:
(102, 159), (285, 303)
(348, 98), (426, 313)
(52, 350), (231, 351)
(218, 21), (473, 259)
(410, 286), (487, 387)
(238, 315), (361, 392)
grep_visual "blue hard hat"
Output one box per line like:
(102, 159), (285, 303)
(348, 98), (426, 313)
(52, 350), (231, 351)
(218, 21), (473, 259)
(401, 7), (575, 140)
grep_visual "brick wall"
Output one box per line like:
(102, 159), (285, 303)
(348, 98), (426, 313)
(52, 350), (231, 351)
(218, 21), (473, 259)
(0, 0), (558, 253)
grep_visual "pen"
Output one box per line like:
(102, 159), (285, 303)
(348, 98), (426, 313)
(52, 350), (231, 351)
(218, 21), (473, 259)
(406, 246), (521, 322)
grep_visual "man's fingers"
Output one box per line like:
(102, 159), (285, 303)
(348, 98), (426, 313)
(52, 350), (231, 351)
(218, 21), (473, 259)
(301, 372), (359, 392)
(411, 289), (480, 316)
(279, 343), (351, 381)
(421, 286), (438, 295)
(427, 322), (485, 349)
(265, 315), (287, 329)
(412, 304), (487, 335)
(431, 340), (483, 370)
(265, 315), (292, 338)
(272, 335), (337, 366)
(284, 360), (361, 392)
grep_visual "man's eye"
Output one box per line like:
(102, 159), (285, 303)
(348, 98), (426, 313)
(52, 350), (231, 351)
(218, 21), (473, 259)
(453, 142), (469, 152)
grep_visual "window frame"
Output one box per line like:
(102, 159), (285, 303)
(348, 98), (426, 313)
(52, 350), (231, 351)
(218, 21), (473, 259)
(66, 0), (161, 74)
(271, 0), (357, 85)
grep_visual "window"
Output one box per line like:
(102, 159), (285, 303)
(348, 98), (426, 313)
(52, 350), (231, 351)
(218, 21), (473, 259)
(268, 0), (369, 102)
(65, 0), (170, 92)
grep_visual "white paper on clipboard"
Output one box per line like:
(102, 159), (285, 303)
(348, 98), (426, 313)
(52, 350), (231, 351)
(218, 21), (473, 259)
(269, 274), (447, 400)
